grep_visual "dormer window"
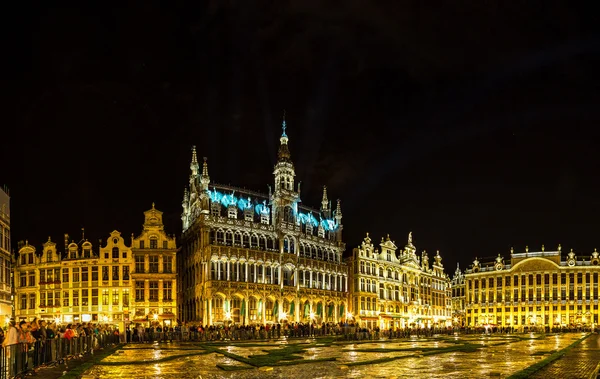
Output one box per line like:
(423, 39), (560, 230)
(112, 247), (119, 259)
(139, 240), (145, 249)
(318, 226), (324, 238)
(47, 250), (53, 263)
(163, 240), (168, 249)
(83, 248), (91, 258)
(228, 205), (237, 219)
(211, 202), (220, 217)
(261, 212), (269, 225)
(306, 224), (313, 235)
(69, 249), (77, 260)
(150, 238), (158, 249)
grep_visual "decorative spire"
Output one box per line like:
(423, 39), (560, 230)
(277, 112), (291, 161)
(152, 202), (155, 209)
(190, 146), (199, 176)
(200, 156), (210, 189)
(202, 157), (209, 177)
(321, 186), (329, 210)
(334, 199), (342, 223)
(282, 109), (287, 137)
(408, 231), (413, 246)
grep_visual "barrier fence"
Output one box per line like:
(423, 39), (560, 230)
(0, 333), (120, 379)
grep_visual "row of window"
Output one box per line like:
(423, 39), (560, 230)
(467, 272), (600, 289)
(358, 262), (448, 289)
(210, 231), (340, 261)
(0, 226), (10, 251)
(134, 255), (173, 273)
(19, 282), (175, 310)
(355, 297), (450, 315)
(467, 286), (600, 303)
(134, 281), (173, 302)
(18, 259), (174, 287)
(209, 262), (346, 291)
(23, 242), (170, 264)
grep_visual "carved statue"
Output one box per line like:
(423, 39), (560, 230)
(408, 231), (413, 245)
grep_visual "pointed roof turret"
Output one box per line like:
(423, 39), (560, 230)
(200, 157), (210, 189)
(321, 186), (329, 211)
(334, 199), (342, 223)
(190, 146), (199, 176)
(202, 157), (209, 177)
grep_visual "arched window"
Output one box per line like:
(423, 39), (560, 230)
(216, 230), (225, 244)
(251, 234), (258, 248)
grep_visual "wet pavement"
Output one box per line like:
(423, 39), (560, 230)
(80, 333), (595, 379)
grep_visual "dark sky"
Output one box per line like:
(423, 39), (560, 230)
(2, 2), (600, 274)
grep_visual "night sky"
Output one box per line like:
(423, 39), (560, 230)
(3, 2), (600, 274)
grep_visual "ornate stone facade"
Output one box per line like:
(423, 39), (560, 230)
(347, 233), (452, 330)
(130, 204), (178, 326)
(178, 118), (348, 325)
(13, 206), (177, 330)
(462, 245), (600, 328)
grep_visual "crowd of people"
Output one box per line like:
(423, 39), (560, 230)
(0, 317), (121, 377)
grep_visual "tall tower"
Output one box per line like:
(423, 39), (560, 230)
(271, 112), (299, 226)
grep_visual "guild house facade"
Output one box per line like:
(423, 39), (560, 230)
(178, 118), (348, 326)
(463, 245), (600, 329)
(13, 205), (177, 330)
(347, 232), (452, 330)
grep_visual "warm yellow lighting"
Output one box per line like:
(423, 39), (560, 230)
(225, 311), (231, 320)
(309, 311), (315, 320)
(153, 314), (159, 321)
(102, 315), (108, 322)
(280, 311), (287, 320)
(346, 312), (353, 320)
(82, 314), (92, 322)
(54, 317), (61, 325)
(4, 316), (10, 325)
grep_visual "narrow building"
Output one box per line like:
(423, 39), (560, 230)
(347, 232), (452, 330)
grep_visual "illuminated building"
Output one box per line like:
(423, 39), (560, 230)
(0, 187), (11, 322)
(178, 117), (348, 325)
(130, 203), (178, 327)
(13, 205), (176, 330)
(450, 264), (466, 327)
(347, 233), (452, 330)
(463, 245), (600, 329)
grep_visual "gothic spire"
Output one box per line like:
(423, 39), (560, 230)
(334, 198), (342, 224)
(277, 112), (291, 162)
(190, 146), (199, 176)
(321, 186), (329, 211)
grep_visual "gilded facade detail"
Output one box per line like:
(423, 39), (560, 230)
(347, 233), (452, 330)
(462, 246), (600, 329)
(13, 205), (177, 330)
